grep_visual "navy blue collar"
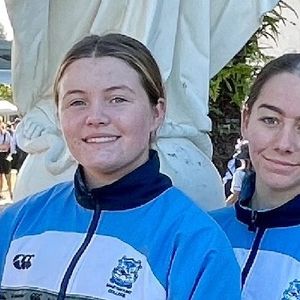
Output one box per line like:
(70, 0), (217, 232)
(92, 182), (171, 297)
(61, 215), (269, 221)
(74, 150), (172, 211)
(236, 172), (300, 229)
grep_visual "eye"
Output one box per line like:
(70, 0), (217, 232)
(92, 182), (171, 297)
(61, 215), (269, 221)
(260, 117), (279, 126)
(70, 99), (86, 106)
(110, 97), (127, 104)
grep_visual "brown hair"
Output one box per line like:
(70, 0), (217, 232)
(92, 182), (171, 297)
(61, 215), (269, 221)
(54, 33), (165, 107)
(243, 53), (300, 114)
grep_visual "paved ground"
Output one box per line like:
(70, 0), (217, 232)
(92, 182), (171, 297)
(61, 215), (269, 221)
(0, 195), (13, 212)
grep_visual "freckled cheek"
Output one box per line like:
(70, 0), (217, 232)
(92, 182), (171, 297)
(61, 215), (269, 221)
(64, 135), (84, 161)
(137, 116), (153, 132)
(248, 128), (271, 152)
(248, 146), (259, 170)
(60, 119), (81, 145)
(248, 139), (270, 174)
(129, 125), (151, 143)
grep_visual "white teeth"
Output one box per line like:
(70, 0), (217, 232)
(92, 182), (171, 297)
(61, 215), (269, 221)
(86, 136), (118, 143)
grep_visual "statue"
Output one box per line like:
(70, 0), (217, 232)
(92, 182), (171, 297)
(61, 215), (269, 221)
(5, 0), (279, 210)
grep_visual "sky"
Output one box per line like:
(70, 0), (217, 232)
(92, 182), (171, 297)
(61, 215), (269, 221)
(0, 0), (13, 40)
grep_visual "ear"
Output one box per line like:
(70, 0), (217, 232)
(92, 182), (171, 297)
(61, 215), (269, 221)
(241, 108), (250, 140)
(152, 97), (166, 130)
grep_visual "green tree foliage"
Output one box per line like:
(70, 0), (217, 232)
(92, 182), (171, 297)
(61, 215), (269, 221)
(0, 84), (12, 101)
(0, 22), (12, 102)
(210, 0), (296, 108)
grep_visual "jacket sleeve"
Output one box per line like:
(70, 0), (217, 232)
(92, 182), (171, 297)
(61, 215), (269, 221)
(0, 201), (26, 284)
(167, 210), (241, 299)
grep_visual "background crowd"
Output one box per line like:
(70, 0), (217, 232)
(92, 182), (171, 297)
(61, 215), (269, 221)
(0, 116), (26, 200)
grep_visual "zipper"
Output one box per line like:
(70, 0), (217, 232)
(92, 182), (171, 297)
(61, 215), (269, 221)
(241, 226), (265, 287)
(248, 210), (258, 232)
(57, 202), (101, 300)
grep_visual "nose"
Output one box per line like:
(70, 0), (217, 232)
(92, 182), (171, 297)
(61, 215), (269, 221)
(274, 124), (300, 153)
(85, 102), (110, 126)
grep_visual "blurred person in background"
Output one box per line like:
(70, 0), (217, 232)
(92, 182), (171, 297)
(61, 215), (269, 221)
(226, 141), (252, 206)
(10, 118), (27, 173)
(0, 120), (14, 199)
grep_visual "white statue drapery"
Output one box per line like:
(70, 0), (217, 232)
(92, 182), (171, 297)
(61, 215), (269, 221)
(5, 0), (279, 210)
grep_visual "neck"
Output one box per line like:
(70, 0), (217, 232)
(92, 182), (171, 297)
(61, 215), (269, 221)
(251, 179), (298, 210)
(84, 167), (128, 189)
(83, 153), (150, 190)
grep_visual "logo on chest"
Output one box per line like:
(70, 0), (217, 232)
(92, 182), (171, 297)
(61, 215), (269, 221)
(13, 254), (35, 270)
(106, 256), (142, 298)
(282, 279), (300, 300)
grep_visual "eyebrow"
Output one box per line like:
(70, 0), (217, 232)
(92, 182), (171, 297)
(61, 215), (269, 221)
(62, 89), (85, 101)
(257, 104), (283, 115)
(104, 85), (136, 94)
(258, 103), (300, 121)
(62, 85), (136, 100)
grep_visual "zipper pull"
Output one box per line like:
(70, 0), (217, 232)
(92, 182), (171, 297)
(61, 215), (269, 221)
(248, 210), (258, 232)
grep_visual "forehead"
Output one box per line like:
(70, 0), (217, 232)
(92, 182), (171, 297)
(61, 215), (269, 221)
(252, 72), (300, 116)
(60, 56), (141, 88)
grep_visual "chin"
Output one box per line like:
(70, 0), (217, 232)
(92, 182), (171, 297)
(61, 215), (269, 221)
(86, 161), (116, 171)
(265, 179), (298, 192)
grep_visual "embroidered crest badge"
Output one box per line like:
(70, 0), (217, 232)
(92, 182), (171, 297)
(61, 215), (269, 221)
(110, 256), (142, 289)
(282, 279), (300, 300)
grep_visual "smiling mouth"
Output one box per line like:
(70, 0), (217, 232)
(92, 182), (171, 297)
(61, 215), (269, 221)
(264, 156), (299, 167)
(84, 136), (119, 143)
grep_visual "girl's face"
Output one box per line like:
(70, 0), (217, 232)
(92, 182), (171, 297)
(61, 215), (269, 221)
(58, 56), (165, 187)
(242, 72), (300, 198)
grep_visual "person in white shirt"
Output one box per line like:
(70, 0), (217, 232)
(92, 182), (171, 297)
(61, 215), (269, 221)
(0, 121), (14, 199)
(226, 141), (252, 205)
